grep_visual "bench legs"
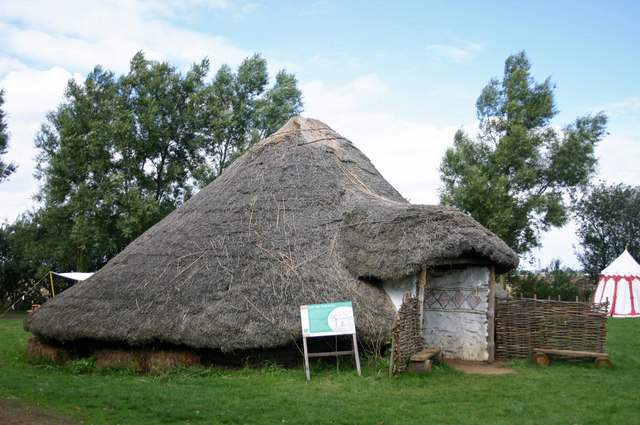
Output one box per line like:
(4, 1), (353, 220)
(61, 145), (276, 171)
(594, 357), (612, 368)
(532, 352), (549, 366)
(533, 352), (612, 368)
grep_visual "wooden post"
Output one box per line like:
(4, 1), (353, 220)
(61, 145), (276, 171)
(487, 266), (496, 362)
(303, 336), (310, 381)
(498, 274), (506, 290)
(49, 272), (56, 298)
(388, 338), (395, 378)
(418, 267), (427, 332)
(352, 334), (361, 376)
(303, 334), (360, 380)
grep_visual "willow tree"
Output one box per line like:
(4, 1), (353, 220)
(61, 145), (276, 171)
(439, 51), (608, 256)
(27, 52), (302, 273)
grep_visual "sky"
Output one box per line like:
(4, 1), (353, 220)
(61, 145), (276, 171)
(1, 0), (639, 271)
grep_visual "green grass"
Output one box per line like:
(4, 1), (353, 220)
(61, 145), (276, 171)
(1, 319), (639, 424)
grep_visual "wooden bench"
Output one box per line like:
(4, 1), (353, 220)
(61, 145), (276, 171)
(408, 348), (442, 373)
(533, 348), (611, 368)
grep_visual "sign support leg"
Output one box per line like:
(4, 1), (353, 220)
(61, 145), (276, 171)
(303, 336), (311, 381)
(352, 333), (361, 376)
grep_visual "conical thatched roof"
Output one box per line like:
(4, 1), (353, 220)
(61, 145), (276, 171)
(24, 117), (518, 352)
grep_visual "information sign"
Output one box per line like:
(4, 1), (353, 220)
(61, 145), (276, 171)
(300, 301), (356, 337)
(299, 301), (361, 380)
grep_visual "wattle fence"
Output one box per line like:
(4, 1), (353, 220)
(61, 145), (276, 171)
(495, 296), (609, 360)
(389, 294), (422, 376)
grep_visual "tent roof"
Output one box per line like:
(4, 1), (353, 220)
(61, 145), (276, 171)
(24, 117), (518, 352)
(601, 249), (640, 277)
(52, 272), (94, 281)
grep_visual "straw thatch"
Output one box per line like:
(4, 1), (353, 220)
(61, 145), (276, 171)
(24, 117), (518, 354)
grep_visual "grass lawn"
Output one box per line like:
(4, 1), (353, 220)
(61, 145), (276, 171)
(1, 318), (639, 424)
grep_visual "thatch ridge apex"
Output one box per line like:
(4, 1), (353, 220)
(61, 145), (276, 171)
(258, 116), (344, 146)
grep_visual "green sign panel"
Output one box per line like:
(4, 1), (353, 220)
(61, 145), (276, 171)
(300, 301), (356, 337)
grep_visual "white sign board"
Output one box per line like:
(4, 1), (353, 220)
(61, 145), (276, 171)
(300, 301), (356, 337)
(299, 301), (361, 380)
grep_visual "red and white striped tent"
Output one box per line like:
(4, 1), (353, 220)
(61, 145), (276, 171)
(593, 249), (640, 317)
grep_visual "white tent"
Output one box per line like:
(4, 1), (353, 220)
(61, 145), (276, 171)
(592, 249), (640, 317)
(52, 272), (94, 281)
(49, 271), (94, 297)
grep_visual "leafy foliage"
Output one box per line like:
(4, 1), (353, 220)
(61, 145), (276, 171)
(0, 219), (44, 308)
(192, 54), (303, 184)
(506, 259), (596, 301)
(0, 213), (82, 308)
(0, 88), (17, 183)
(1, 52), (302, 297)
(574, 182), (640, 277)
(439, 51), (608, 255)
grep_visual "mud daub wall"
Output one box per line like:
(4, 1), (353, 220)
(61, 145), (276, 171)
(495, 296), (608, 360)
(422, 266), (491, 361)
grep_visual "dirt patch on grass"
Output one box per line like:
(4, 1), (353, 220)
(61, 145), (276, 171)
(0, 397), (84, 425)
(446, 359), (518, 375)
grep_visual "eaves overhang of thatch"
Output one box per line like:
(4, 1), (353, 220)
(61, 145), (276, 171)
(337, 198), (519, 278)
(24, 116), (518, 352)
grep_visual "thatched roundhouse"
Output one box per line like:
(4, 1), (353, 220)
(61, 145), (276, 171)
(24, 117), (518, 364)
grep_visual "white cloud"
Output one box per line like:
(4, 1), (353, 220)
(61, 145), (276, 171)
(329, 113), (458, 205)
(529, 222), (582, 270)
(588, 94), (640, 186)
(302, 74), (390, 114)
(350, 74), (389, 97)
(0, 0), (254, 221)
(0, 1), (230, 35)
(596, 133), (640, 186)
(2, 67), (75, 121)
(0, 1), (250, 75)
(241, 2), (262, 14)
(600, 95), (640, 116)
(301, 73), (459, 205)
(425, 42), (483, 62)
(0, 67), (78, 221)
(0, 55), (26, 76)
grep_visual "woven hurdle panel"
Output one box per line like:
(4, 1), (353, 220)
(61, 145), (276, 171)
(390, 295), (423, 375)
(495, 296), (608, 360)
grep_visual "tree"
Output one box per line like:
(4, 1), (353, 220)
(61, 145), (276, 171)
(34, 66), (137, 271)
(254, 70), (306, 140)
(506, 259), (595, 301)
(439, 51), (608, 255)
(194, 55), (303, 184)
(19, 52), (302, 276)
(0, 213), (49, 308)
(119, 52), (209, 209)
(574, 182), (640, 277)
(0, 89), (17, 183)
